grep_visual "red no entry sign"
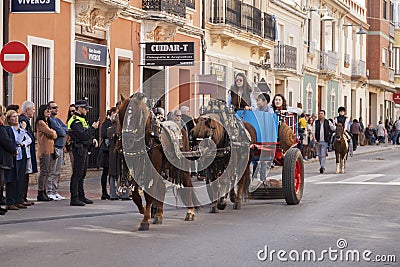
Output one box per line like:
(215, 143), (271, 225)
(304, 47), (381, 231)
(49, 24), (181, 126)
(0, 41), (30, 74)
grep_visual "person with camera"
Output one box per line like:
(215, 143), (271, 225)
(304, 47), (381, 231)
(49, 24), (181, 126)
(47, 101), (68, 200)
(36, 105), (58, 202)
(67, 100), (99, 206)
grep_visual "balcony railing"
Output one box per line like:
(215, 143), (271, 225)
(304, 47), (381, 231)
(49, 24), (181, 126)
(142, 0), (186, 18)
(210, 0), (275, 40)
(351, 59), (366, 78)
(320, 50), (338, 72)
(274, 43), (297, 70)
(389, 68), (395, 82)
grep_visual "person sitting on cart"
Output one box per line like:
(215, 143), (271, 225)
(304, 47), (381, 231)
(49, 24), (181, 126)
(329, 106), (353, 155)
(250, 93), (274, 190)
(271, 93), (287, 115)
(253, 92), (274, 113)
(226, 73), (256, 111)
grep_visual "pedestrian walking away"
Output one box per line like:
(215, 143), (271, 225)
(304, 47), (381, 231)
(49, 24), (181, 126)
(67, 99), (99, 206)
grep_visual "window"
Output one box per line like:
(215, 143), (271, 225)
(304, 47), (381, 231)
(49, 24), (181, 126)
(330, 94), (336, 119)
(306, 84), (313, 115)
(383, 1), (387, 20)
(289, 91), (293, 107)
(389, 43), (394, 69)
(344, 96), (347, 113)
(331, 21), (336, 51)
(382, 47), (387, 67)
(390, 2), (394, 22)
(32, 45), (51, 107)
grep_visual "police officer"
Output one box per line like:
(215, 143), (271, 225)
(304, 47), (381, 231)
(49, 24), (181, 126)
(67, 100), (99, 206)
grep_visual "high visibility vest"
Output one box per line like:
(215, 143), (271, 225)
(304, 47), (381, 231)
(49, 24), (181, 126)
(67, 115), (88, 130)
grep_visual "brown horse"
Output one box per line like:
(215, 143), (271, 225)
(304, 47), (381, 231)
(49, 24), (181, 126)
(116, 93), (197, 230)
(333, 123), (349, 174)
(191, 111), (257, 212)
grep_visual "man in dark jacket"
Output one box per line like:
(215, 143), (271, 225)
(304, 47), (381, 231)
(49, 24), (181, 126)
(67, 100), (99, 206)
(312, 110), (336, 174)
(19, 101), (37, 205)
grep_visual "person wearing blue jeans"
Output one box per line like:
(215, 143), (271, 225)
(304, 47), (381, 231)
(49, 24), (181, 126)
(312, 110), (335, 174)
(392, 118), (400, 145)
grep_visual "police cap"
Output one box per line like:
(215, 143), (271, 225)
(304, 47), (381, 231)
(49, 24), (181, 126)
(75, 99), (92, 109)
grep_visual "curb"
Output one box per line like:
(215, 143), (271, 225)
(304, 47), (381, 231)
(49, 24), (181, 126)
(303, 145), (400, 165)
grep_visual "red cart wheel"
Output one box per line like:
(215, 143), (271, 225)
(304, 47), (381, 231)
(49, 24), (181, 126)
(282, 147), (304, 205)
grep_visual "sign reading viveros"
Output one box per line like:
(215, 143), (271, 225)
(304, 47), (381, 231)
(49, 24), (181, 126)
(11, 0), (60, 13)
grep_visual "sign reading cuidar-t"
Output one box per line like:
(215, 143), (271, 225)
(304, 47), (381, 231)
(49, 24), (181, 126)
(11, 0), (60, 13)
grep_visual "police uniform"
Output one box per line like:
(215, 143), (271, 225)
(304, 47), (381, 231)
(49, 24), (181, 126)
(67, 100), (96, 206)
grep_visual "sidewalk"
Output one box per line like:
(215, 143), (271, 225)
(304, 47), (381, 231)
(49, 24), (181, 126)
(303, 143), (400, 164)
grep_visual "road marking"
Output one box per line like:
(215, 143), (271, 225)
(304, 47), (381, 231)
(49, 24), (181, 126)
(4, 54), (25, 61)
(316, 181), (400, 186)
(306, 174), (336, 183)
(340, 174), (384, 182)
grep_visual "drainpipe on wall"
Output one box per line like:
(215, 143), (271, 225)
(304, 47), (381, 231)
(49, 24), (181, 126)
(3, 0), (11, 106)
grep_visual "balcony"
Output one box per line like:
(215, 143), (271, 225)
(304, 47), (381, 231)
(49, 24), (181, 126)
(142, 0), (186, 18)
(320, 50), (338, 73)
(389, 68), (395, 82)
(208, 0), (276, 49)
(274, 43), (297, 71)
(351, 59), (367, 81)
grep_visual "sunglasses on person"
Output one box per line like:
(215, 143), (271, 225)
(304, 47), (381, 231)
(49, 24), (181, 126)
(70, 109), (76, 113)
(236, 78), (243, 82)
(50, 106), (58, 109)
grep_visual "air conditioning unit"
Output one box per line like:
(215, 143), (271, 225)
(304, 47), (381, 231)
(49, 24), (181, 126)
(366, 69), (370, 76)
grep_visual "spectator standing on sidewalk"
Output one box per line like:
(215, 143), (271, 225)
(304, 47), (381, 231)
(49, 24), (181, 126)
(98, 108), (117, 200)
(0, 105), (18, 215)
(18, 101), (37, 205)
(377, 121), (386, 144)
(350, 119), (362, 151)
(312, 110), (335, 174)
(392, 117), (400, 145)
(65, 104), (76, 169)
(47, 101), (68, 200)
(67, 100), (99, 206)
(4, 110), (32, 210)
(36, 105), (57, 202)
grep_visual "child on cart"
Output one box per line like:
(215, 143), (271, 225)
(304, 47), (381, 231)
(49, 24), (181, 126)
(250, 93), (273, 191)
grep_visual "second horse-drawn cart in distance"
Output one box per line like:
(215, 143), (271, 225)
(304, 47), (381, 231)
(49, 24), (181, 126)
(237, 109), (305, 205)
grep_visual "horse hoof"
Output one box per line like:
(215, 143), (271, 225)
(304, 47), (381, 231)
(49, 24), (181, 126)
(209, 206), (219, 213)
(335, 171), (339, 174)
(217, 199), (227, 210)
(138, 222), (150, 231)
(233, 202), (241, 210)
(153, 216), (163, 225)
(185, 213), (195, 221)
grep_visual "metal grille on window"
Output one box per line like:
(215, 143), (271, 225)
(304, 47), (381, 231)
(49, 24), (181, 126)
(31, 45), (51, 132)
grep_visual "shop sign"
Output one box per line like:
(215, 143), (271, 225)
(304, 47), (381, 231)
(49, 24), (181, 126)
(11, 0), (60, 13)
(393, 93), (400, 104)
(75, 41), (107, 68)
(145, 42), (194, 66)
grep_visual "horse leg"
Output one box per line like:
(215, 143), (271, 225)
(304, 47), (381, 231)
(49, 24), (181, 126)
(139, 192), (153, 231)
(131, 186), (145, 214)
(179, 169), (196, 221)
(341, 156), (346, 174)
(234, 165), (250, 210)
(335, 152), (340, 174)
(153, 198), (164, 224)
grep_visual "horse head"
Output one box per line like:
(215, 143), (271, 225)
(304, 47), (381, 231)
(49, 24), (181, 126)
(335, 123), (345, 141)
(190, 114), (225, 148)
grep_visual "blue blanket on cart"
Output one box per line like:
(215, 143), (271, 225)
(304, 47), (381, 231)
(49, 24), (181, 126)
(236, 110), (278, 143)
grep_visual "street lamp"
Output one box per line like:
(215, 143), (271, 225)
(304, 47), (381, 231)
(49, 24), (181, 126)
(303, 8), (334, 22)
(343, 24), (367, 35)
